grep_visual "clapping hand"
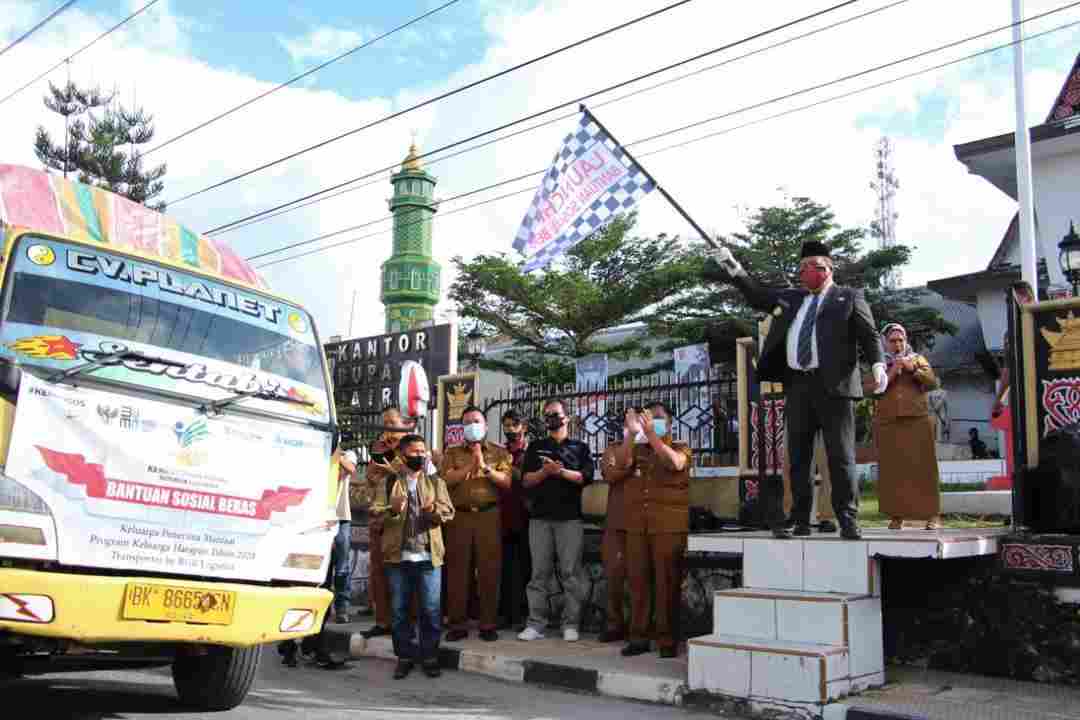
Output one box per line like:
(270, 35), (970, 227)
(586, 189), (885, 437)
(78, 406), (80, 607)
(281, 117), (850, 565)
(624, 409), (643, 437)
(640, 408), (656, 438)
(541, 455), (564, 477)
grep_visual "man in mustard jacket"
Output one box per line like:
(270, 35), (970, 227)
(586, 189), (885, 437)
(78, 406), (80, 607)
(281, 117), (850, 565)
(372, 434), (455, 680)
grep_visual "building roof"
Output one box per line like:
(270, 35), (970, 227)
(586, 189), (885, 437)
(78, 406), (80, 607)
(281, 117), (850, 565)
(953, 52), (1080, 201)
(1047, 52), (1080, 123)
(911, 288), (990, 373)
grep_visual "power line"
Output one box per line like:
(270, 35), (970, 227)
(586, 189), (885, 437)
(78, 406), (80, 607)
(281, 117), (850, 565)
(0, 0), (160, 107)
(144, 0), (462, 156)
(165, 0), (727, 207)
(0, 0), (79, 58)
(251, 12), (1080, 271)
(210, 0), (908, 237)
(202, 0), (869, 234)
(248, 3), (1080, 263)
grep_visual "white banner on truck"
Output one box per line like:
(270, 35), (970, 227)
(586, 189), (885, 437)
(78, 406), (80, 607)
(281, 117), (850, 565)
(6, 373), (333, 582)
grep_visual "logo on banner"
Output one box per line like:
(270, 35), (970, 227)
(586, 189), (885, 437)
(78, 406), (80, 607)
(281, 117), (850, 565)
(1042, 377), (1080, 436)
(35, 447), (309, 521)
(8, 334), (81, 360)
(173, 418), (210, 467)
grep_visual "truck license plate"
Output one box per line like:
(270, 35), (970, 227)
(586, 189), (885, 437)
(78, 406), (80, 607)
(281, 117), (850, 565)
(122, 583), (236, 625)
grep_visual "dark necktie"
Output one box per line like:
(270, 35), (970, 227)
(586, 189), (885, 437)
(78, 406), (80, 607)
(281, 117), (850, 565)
(797, 293), (820, 369)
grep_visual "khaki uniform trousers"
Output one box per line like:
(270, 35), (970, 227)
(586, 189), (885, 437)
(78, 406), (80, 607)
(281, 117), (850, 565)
(626, 531), (687, 650)
(369, 523), (391, 628)
(602, 526), (627, 634)
(445, 508), (502, 631)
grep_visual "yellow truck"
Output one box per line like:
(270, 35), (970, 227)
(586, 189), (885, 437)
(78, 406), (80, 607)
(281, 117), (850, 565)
(0, 164), (338, 709)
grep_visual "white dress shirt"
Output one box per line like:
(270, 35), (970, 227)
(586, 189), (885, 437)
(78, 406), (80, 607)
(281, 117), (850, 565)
(785, 284), (832, 371)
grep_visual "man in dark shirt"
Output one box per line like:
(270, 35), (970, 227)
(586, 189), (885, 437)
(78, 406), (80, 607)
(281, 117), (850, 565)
(518, 399), (594, 642)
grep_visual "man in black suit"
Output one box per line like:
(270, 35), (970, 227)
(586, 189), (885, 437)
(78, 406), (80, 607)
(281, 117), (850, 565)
(704, 240), (886, 540)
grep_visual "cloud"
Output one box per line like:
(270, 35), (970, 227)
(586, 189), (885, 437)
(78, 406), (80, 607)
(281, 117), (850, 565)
(1, 0), (1079, 346)
(277, 25), (371, 66)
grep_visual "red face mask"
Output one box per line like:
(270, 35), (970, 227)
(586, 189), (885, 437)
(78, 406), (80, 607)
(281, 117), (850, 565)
(800, 265), (830, 292)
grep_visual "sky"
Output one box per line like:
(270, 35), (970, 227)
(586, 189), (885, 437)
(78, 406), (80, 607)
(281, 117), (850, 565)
(2, 0), (1080, 342)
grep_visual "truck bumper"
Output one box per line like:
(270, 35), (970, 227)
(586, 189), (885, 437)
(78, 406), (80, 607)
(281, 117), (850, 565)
(0, 568), (331, 647)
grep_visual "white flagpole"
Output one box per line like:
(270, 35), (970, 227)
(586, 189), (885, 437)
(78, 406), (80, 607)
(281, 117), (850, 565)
(1012, 0), (1039, 296)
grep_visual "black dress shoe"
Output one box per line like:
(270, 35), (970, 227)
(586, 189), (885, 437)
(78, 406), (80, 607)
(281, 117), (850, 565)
(771, 526), (794, 539)
(597, 629), (626, 643)
(393, 659), (415, 679)
(793, 523), (812, 537)
(840, 523), (863, 540)
(621, 641), (650, 657)
(422, 659), (442, 678)
(818, 520), (838, 533)
(782, 516), (796, 530)
(658, 646), (677, 659)
(361, 625), (389, 639)
(480, 629), (499, 642)
(445, 628), (468, 642)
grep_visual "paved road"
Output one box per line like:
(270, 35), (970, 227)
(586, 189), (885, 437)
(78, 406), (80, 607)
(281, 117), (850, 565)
(1, 646), (719, 719)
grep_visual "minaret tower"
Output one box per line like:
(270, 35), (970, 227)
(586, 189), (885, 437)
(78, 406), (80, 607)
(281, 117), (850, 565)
(381, 142), (441, 333)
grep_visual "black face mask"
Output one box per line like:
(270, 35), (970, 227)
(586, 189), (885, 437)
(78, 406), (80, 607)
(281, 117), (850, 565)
(504, 431), (521, 443)
(404, 455), (426, 472)
(544, 415), (565, 431)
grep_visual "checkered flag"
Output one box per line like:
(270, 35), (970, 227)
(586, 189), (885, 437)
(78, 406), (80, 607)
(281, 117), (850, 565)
(513, 108), (656, 272)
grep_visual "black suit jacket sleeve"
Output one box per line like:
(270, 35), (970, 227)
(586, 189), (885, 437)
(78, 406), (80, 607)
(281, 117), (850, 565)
(702, 260), (787, 314)
(851, 289), (883, 366)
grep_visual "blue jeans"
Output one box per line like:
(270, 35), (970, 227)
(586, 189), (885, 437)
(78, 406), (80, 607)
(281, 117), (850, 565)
(331, 521), (352, 612)
(387, 561), (442, 662)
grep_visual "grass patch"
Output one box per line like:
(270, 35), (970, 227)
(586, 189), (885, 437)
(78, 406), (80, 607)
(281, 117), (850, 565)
(858, 493), (1007, 529)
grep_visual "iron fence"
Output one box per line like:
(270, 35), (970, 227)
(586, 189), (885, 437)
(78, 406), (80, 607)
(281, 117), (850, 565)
(481, 367), (739, 466)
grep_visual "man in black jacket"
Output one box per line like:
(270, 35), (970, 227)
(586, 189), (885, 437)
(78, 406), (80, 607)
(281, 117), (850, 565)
(704, 240), (886, 540)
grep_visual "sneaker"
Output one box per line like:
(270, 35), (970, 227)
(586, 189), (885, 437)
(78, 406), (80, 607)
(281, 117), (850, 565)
(563, 627), (579, 642)
(333, 609), (350, 624)
(422, 659), (442, 678)
(518, 626), (544, 641)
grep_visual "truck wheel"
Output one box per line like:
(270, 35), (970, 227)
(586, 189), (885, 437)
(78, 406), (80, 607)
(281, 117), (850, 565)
(172, 644), (261, 711)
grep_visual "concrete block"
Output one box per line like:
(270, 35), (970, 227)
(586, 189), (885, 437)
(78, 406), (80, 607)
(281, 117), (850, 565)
(744, 538), (804, 591)
(941, 491), (1010, 515)
(803, 540), (872, 594)
(713, 592), (777, 640)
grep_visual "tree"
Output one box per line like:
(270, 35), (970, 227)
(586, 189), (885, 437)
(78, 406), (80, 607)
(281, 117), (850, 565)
(34, 80), (168, 210)
(448, 214), (702, 385)
(659, 195), (955, 356)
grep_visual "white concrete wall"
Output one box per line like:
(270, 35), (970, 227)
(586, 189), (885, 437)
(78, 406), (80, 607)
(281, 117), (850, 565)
(975, 288), (1007, 352)
(1033, 148), (1080, 291)
(938, 374), (998, 452)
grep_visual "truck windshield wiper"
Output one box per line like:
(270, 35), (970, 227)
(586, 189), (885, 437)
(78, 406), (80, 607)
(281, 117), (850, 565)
(202, 389), (314, 415)
(48, 350), (188, 383)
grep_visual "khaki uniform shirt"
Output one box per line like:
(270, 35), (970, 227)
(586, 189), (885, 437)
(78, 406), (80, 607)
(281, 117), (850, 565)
(876, 354), (938, 422)
(600, 445), (626, 531)
(607, 438), (692, 534)
(439, 440), (513, 510)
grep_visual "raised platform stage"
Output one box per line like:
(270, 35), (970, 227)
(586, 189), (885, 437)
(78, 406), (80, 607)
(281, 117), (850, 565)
(685, 528), (1008, 719)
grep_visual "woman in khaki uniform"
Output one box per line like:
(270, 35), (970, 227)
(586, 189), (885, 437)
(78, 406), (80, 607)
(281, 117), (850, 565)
(609, 402), (691, 659)
(875, 323), (941, 530)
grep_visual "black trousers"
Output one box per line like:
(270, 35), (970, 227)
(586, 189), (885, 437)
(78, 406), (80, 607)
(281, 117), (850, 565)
(783, 370), (859, 526)
(497, 529), (531, 627)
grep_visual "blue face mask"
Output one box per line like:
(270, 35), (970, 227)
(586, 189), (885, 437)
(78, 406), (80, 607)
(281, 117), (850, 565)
(463, 422), (486, 443)
(652, 419), (668, 436)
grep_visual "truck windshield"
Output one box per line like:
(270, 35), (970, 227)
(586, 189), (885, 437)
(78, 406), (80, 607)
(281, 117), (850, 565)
(0, 237), (329, 422)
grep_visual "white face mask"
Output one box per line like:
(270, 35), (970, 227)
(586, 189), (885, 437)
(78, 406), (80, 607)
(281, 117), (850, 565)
(463, 422), (486, 443)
